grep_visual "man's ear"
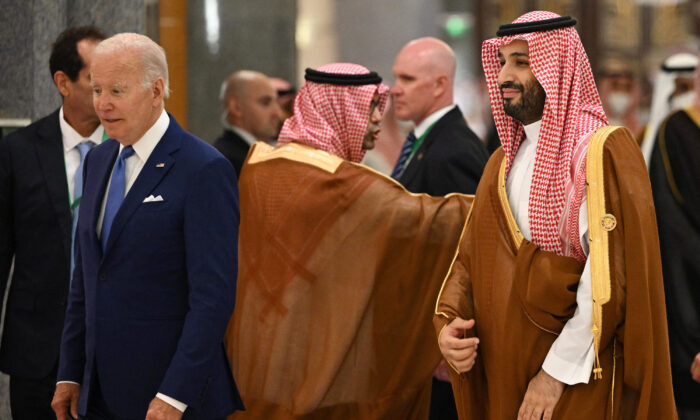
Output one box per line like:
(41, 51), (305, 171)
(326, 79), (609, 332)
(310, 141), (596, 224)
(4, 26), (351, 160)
(227, 97), (242, 119)
(54, 71), (71, 97)
(434, 75), (448, 98)
(152, 77), (165, 103)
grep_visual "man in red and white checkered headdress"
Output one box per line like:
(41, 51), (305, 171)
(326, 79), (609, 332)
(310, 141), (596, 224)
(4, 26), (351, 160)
(434, 11), (677, 419)
(225, 63), (474, 419)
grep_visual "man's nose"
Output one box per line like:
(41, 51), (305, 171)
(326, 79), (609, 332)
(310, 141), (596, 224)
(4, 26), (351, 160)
(497, 66), (514, 85)
(276, 108), (284, 120)
(94, 95), (109, 112)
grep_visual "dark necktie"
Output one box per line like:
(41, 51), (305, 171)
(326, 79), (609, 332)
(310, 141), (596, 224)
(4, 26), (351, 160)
(70, 141), (94, 279)
(101, 146), (134, 251)
(390, 131), (417, 179)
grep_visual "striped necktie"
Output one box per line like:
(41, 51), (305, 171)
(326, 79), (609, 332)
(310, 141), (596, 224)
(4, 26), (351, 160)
(70, 141), (94, 280)
(101, 146), (135, 251)
(390, 131), (417, 179)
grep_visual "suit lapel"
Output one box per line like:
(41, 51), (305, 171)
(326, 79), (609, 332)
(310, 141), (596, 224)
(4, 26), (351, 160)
(85, 141), (119, 259)
(399, 107), (458, 186)
(103, 122), (181, 255)
(33, 110), (72, 261)
(399, 128), (436, 186)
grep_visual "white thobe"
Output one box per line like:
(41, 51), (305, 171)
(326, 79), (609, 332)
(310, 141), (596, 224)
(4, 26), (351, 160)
(505, 120), (595, 385)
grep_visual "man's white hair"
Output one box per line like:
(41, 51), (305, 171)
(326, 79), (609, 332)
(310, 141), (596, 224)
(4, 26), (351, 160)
(94, 32), (171, 98)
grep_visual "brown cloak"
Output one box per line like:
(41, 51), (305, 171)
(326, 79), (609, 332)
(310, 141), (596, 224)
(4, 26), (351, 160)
(227, 142), (472, 419)
(434, 127), (677, 419)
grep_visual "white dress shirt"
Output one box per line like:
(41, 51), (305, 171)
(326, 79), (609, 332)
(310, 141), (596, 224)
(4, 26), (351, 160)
(505, 120), (595, 385)
(397, 104), (456, 174)
(413, 104), (456, 138)
(59, 107), (103, 203)
(96, 110), (169, 237)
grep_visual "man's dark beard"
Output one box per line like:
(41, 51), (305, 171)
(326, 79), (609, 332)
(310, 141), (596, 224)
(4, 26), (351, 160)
(501, 79), (546, 125)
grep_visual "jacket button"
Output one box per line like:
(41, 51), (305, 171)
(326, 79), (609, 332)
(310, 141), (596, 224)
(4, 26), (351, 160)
(99, 273), (106, 281)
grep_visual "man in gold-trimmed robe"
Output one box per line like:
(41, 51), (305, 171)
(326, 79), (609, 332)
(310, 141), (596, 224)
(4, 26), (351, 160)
(649, 61), (700, 419)
(225, 63), (472, 419)
(434, 12), (677, 419)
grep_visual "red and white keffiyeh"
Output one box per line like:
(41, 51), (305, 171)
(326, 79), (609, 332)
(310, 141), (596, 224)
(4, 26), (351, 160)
(483, 11), (608, 262)
(278, 63), (390, 163)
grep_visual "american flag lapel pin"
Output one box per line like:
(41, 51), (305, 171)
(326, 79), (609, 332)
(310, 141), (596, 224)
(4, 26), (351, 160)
(156, 163), (165, 168)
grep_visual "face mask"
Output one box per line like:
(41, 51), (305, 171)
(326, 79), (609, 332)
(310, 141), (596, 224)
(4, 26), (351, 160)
(607, 92), (632, 116)
(669, 91), (695, 111)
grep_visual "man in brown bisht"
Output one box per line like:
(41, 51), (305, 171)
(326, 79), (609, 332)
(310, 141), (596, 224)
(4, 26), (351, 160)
(434, 11), (677, 420)
(226, 63), (472, 419)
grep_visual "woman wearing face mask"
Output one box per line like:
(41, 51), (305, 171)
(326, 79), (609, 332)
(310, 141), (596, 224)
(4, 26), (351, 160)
(598, 59), (642, 135)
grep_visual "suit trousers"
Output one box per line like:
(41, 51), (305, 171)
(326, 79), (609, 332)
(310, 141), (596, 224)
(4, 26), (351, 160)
(79, 368), (226, 420)
(429, 377), (458, 420)
(10, 363), (57, 420)
(79, 368), (115, 420)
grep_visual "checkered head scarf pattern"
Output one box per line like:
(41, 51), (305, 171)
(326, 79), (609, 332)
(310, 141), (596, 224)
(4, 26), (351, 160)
(483, 11), (608, 262)
(278, 63), (390, 163)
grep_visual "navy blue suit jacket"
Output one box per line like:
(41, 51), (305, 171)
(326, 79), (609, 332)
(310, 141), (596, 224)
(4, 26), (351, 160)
(57, 116), (244, 418)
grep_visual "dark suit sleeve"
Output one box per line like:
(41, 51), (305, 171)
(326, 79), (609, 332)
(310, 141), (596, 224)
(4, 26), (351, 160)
(0, 138), (14, 304)
(57, 156), (88, 384)
(157, 156), (239, 404)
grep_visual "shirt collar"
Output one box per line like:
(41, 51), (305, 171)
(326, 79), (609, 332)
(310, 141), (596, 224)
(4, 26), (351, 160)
(59, 106), (104, 152)
(414, 104), (456, 138)
(228, 125), (257, 147)
(119, 109), (170, 162)
(523, 119), (542, 144)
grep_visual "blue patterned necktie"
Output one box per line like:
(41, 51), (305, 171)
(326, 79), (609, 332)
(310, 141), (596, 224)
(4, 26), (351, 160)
(70, 142), (94, 279)
(101, 146), (135, 251)
(390, 131), (417, 179)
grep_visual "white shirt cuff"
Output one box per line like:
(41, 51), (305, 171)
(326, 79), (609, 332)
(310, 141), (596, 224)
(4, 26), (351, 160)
(56, 381), (80, 385)
(542, 257), (595, 385)
(156, 393), (187, 413)
(542, 338), (595, 385)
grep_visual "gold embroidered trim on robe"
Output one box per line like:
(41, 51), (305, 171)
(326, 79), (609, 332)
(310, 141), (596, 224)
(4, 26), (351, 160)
(247, 141), (344, 173)
(658, 105), (700, 205)
(657, 116), (684, 204)
(684, 104), (700, 128)
(586, 126), (622, 380)
(497, 158), (525, 249)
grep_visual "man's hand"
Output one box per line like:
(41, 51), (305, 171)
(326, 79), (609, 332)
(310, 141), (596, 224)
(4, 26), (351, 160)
(51, 382), (80, 420)
(438, 317), (479, 373)
(517, 369), (565, 420)
(145, 397), (183, 420)
(691, 352), (700, 383)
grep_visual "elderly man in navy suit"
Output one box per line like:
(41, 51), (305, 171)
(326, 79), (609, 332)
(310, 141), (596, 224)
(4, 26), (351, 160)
(51, 33), (243, 420)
